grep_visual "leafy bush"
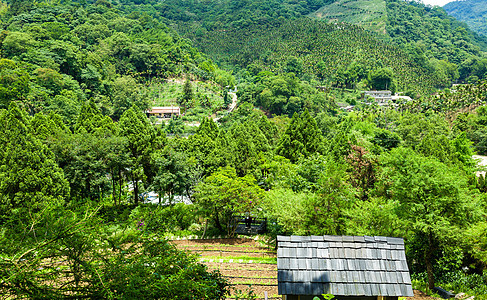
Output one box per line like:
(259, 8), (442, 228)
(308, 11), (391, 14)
(129, 203), (197, 234)
(438, 271), (487, 299)
(0, 203), (229, 299)
(98, 203), (137, 223)
(412, 271), (487, 300)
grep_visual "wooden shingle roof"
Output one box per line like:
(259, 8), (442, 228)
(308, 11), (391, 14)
(277, 235), (414, 297)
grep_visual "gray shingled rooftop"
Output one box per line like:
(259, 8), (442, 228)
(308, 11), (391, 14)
(277, 235), (414, 297)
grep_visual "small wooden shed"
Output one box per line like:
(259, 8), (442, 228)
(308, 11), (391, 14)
(146, 106), (180, 118)
(277, 235), (414, 300)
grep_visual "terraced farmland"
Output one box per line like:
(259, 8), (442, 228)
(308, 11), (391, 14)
(172, 238), (279, 299)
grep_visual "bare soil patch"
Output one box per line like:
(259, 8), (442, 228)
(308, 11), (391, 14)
(409, 289), (440, 300)
(172, 238), (260, 247)
(172, 238), (278, 299)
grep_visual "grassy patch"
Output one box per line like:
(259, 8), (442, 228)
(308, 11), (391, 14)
(147, 79), (224, 111)
(309, 0), (387, 33)
(199, 256), (277, 264)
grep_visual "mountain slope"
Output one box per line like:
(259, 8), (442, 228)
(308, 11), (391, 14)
(444, 0), (487, 37)
(0, 0), (232, 119)
(187, 18), (438, 94)
(119, 0), (334, 30)
(308, 0), (388, 33)
(311, 0), (487, 60)
(118, 0), (487, 87)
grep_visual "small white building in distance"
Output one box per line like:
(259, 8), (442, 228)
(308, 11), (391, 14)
(363, 91), (392, 105)
(363, 91), (412, 106)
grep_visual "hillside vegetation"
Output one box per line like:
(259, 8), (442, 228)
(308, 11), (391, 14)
(3, 1), (487, 299)
(309, 0), (388, 33)
(125, 0), (487, 89)
(0, 0), (233, 120)
(119, 0), (334, 30)
(187, 18), (438, 95)
(444, 0), (487, 37)
(312, 0), (487, 84)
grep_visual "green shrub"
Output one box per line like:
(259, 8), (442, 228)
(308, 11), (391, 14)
(129, 203), (197, 234)
(98, 204), (137, 223)
(0, 203), (229, 299)
(413, 271), (487, 299)
(439, 271), (487, 299)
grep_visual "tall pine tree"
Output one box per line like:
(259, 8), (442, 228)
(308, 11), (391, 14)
(276, 109), (324, 162)
(0, 103), (68, 215)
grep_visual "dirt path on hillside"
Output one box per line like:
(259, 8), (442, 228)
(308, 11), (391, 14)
(214, 92), (237, 122)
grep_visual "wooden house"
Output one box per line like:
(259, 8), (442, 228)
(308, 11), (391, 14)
(146, 106), (180, 118)
(277, 235), (414, 300)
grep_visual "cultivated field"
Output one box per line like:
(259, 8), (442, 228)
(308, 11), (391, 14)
(172, 238), (279, 299)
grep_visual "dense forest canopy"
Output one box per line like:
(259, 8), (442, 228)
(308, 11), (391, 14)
(1, 0), (487, 298)
(444, 0), (487, 37)
(185, 18), (440, 94)
(115, 0), (487, 87)
(0, 0), (235, 120)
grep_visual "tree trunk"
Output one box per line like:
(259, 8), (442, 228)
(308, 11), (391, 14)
(214, 209), (223, 233)
(425, 233), (436, 289)
(201, 219), (208, 239)
(133, 171), (139, 206)
(425, 253), (435, 289)
(118, 169), (122, 205)
(112, 169), (117, 206)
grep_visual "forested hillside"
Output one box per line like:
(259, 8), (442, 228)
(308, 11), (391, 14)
(121, 0), (487, 87)
(313, 0), (487, 85)
(444, 0), (487, 37)
(119, 0), (334, 30)
(385, 0), (487, 84)
(184, 18), (439, 94)
(0, 0), (234, 121)
(309, 0), (388, 33)
(2, 0), (487, 299)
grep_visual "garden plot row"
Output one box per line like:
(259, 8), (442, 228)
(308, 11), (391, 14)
(171, 238), (279, 299)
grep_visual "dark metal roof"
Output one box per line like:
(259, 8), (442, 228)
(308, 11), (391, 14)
(277, 235), (414, 297)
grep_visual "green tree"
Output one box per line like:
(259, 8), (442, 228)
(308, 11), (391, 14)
(7, 0), (34, 16)
(180, 78), (194, 112)
(186, 117), (229, 177)
(230, 123), (258, 177)
(2, 32), (36, 57)
(48, 131), (128, 202)
(276, 109), (323, 162)
(75, 101), (117, 134)
(263, 156), (355, 236)
(33, 68), (64, 95)
(381, 147), (483, 289)
(0, 103), (69, 216)
(395, 112), (450, 149)
(0, 59), (30, 109)
(262, 188), (317, 235)
(0, 203), (229, 299)
(367, 67), (396, 93)
(284, 56), (304, 76)
(119, 107), (162, 205)
(45, 90), (83, 129)
(110, 75), (150, 120)
(194, 166), (264, 234)
(151, 149), (194, 204)
(372, 128), (401, 151)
